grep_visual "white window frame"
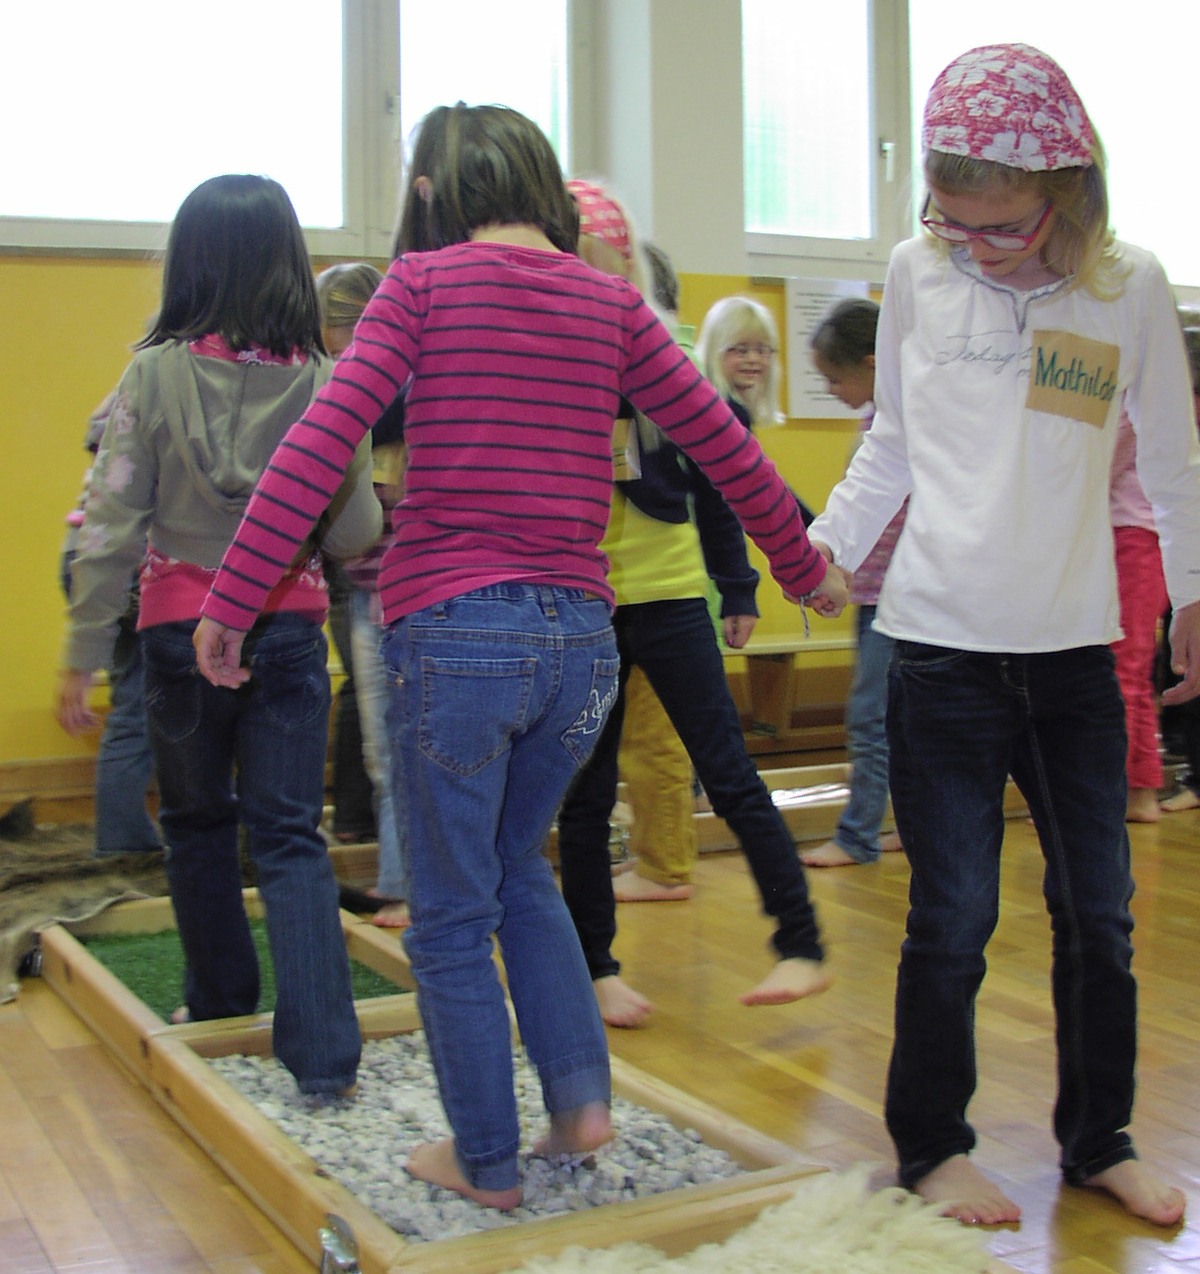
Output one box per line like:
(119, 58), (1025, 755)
(744, 0), (912, 286)
(0, 0), (586, 263)
(0, 3), (389, 258)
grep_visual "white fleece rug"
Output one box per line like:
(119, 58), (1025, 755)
(511, 1164), (992, 1273)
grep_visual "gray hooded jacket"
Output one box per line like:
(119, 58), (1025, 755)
(65, 341), (381, 670)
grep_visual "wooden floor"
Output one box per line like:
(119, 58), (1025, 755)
(2, 809), (1199, 1272)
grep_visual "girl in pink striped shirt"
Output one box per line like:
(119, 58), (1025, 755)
(195, 104), (846, 1209)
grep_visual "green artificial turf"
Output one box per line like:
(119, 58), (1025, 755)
(81, 918), (403, 1022)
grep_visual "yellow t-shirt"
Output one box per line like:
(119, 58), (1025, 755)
(602, 487), (709, 606)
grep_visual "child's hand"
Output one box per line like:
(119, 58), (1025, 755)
(722, 614), (758, 649)
(56, 669), (98, 736)
(193, 616), (251, 688)
(1163, 599), (1200, 705)
(805, 565), (850, 619)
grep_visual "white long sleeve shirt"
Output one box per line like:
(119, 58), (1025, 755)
(809, 236), (1200, 653)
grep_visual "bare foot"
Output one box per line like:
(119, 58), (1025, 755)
(405, 1138), (522, 1210)
(1083, 1160), (1186, 1226)
(800, 839), (863, 868)
(879, 831), (904, 853)
(739, 957), (832, 1006)
(532, 1101), (612, 1158)
(912, 1155), (1021, 1225)
(1162, 788), (1200, 813)
(594, 975), (654, 1028)
(372, 902), (411, 929)
(1126, 788), (1162, 823)
(169, 1005), (191, 1025)
(613, 870), (693, 902)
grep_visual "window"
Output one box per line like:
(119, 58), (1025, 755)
(398, 0), (570, 173)
(1, 0), (571, 260)
(741, 0), (910, 280)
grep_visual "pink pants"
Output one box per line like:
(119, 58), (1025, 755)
(1112, 525), (1169, 789)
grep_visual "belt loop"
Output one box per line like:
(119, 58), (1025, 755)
(541, 586), (558, 619)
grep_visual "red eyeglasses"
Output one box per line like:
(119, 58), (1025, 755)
(920, 195), (1054, 252)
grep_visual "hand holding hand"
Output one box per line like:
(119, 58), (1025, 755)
(193, 616), (251, 688)
(722, 614), (758, 650)
(56, 669), (98, 736)
(804, 564), (850, 619)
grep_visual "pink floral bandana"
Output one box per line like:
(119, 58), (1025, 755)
(922, 43), (1095, 172)
(567, 179), (632, 260)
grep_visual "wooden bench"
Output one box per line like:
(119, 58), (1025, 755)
(723, 636), (853, 737)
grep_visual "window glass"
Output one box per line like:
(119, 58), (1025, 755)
(742, 0), (872, 240)
(1, 2), (343, 228)
(398, 0), (570, 170)
(909, 4), (1200, 287)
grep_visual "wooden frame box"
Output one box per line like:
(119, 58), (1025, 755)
(38, 896), (825, 1272)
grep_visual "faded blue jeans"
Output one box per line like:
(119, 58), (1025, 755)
(350, 586), (407, 899)
(884, 642), (1137, 1188)
(142, 615), (361, 1094)
(384, 584), (617, 1193)
(830, 605), (895, 864)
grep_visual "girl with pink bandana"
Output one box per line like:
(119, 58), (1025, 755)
(809, 44), (1200, 1228)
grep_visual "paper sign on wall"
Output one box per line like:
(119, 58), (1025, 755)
(786, 277), (871, 420)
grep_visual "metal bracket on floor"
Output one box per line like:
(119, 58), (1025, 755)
(318, 1214), (360, 1273)
(17, 940), (43, 978)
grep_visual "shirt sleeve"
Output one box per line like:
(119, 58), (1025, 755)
(808, 254), (914, 573)
(1124, 253), (1200, 610)
(202, 264), (419, 630)
(63, 366), (157, 671)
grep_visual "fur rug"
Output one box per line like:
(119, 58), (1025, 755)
(512, 1165), (992, 1273)
(0, 801), (170, 1003)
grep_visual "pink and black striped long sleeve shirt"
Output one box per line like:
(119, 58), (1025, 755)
(201, 241), (826, 632)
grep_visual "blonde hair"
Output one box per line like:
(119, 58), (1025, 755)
(695, 296), (784, 424)
(923, 144), (1128, 301)
(315, 261), (384, 329)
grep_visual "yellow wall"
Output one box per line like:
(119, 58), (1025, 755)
(1, 256), (163, 764)
(0, 258), (858, 767)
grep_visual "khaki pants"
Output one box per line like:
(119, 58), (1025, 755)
(617, 667), (698, 885)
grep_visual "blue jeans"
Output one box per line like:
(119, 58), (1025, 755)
(557, 597), (824, 981)
(94, 609), (160, 856)
(142, 615), (361, 1094)
(884, 642), (1137, 1188)
(832, 605), (895, 864)
(384, 585), (618, 1192)
(350, 586), (407, 899)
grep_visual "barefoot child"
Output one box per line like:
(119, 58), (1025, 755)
(554, 181), (837, 1029)
(195, 104), (846, 1209)
(802, 298), (908, 868)
(809, 44), (1199, 1227)
(57, 175), (381, 1095)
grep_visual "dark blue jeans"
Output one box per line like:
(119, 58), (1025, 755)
(884, 642), (1137, 1188)
(142, 615), (361, 1094)
(557, 597), (824, 981)
(94, 609), (160, 856)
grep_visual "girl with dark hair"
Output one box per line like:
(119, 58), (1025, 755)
(802, 297), (908, 868)
(193, 104), (845, 1210)
(57, 173), (381, 1097)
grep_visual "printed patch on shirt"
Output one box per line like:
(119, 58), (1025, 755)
(1026, 330), (1119, 428)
